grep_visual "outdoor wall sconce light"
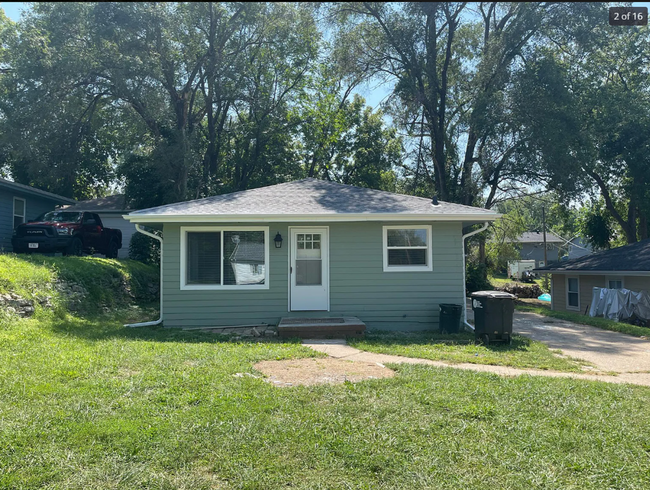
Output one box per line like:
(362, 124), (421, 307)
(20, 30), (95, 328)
(274, 232), (283, 249)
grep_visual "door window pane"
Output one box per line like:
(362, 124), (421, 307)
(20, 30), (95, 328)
(187, 232), (221, 285)
(296, 260), (322, 285)
(223, 231), (265, 285)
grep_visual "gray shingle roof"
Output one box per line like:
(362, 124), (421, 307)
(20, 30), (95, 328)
(62, 194), (130, 212)
(535, 239), (650, 273)
(127, 178), (499, 220)
(509, 232), (565, 244)
(0, 178), (76, 205)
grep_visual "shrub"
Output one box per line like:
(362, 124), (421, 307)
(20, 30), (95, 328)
(128, 230), (161, 265)
(465, 261), (492, 294)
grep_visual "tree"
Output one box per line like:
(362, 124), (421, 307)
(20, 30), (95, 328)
(512, 25), (650, 244)
(1, 2), (320, 205)
(297, 62), (402, 190)
(328, 2), (603, 208)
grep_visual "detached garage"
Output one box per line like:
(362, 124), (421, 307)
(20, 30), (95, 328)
(62, 195), (134, 258)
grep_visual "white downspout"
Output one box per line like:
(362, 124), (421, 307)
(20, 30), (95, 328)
(125, 224), (163, 328)
(461, 222), (490, 332)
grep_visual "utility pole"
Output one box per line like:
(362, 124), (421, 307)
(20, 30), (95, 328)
(542, 206), (548, 291)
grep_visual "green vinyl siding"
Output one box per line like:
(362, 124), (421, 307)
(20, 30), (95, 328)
(161, 221), (464, 331)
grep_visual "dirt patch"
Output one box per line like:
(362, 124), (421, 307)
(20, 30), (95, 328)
(253, 358), (395, 387)
(516, 298), (551, 308)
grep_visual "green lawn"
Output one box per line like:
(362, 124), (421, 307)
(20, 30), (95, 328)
(3, 311), (650, 488)
(516, 301), (650, 339)
(3, 255), (650, 488)
(349, 331), (591, 372)
(489, 272), (549, 292)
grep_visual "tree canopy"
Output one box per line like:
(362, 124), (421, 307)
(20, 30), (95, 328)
(0, 2), (648, 249)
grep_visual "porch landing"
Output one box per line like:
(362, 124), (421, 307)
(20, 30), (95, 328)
(277, 317), (366, 339)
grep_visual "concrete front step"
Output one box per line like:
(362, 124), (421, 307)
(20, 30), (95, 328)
(277, 316), (366, 339)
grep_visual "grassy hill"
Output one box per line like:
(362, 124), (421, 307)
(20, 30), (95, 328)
(0, 254), (159, 319)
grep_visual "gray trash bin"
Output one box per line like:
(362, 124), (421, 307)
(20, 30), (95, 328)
(471, 291), (516, 345)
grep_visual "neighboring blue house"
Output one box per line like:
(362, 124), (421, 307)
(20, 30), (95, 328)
(0, 178), (76, 252)
(509, 231), (566, 268)
(567, 236), (593, 260)
(508, 232), (592, 268)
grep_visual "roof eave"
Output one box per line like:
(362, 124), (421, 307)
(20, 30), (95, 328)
(533, 269), (650, 276)
(123, 212), (501, 223)
(0, 181), (76, 204)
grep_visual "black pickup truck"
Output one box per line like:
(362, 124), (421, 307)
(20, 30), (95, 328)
(12, 211), (122, 258)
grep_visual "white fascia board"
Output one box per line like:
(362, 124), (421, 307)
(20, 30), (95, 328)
(122, 213), (501, 223)
(544, 270), (650, 277)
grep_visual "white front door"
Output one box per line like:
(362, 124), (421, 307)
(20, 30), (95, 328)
(290, 227), (329, 311)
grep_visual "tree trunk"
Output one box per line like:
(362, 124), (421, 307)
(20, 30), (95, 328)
(627, 201), (637, 244)
(478, 235), (486, 265)
(639, 208), (648, 240)
(460, 129), (478, 205)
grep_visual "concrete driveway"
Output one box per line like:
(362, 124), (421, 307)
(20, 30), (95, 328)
(468, 301), (650, 373)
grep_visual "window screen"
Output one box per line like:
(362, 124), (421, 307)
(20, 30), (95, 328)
(385, 228), (428, 266)
(187, 232), (221, 285)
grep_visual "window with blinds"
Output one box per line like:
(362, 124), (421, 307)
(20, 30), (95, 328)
(187, 232), (222, 285)
(182, 227), (268, 289)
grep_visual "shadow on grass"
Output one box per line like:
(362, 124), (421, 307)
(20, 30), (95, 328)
(46, 309), (298, 345)
(360, 330), (534, 353)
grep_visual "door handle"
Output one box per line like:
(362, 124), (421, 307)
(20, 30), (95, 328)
(290, 266), (292, 274)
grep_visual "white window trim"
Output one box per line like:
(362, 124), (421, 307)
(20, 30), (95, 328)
(13, 197), (26, 227)
(605, 276), (624, 289)
(566, 275), (580, 311)
(180, 226), (269, 290)
(382, 225), (433, 272)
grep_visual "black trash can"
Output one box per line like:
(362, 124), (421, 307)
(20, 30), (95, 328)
(439, 303), (463, 334)
(471, 291), (516, 345)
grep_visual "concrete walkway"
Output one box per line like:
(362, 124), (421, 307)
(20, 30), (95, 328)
(302, 339), (650, 387)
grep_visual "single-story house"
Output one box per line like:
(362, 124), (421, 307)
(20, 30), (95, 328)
(566, 236), (593, 260)
(535, 239), (650, 314)
(123, 178), (499, 330)
(0, 177), (76, 252)
(61, 195), (134, 258)
(510, 231), (565, 268)
(506, 231), (592, 267)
